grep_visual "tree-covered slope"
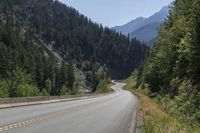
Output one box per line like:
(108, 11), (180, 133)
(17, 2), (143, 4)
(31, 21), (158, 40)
(137, 0), (200, 126)
(0, 0), (149, 97)
(2, 0), (148, 79)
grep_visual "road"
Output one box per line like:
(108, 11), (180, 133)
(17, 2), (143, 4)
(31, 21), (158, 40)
(0, 82), (138, 133)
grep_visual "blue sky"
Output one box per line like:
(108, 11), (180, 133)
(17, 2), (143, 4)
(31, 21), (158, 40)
(60, 0), (173, 27)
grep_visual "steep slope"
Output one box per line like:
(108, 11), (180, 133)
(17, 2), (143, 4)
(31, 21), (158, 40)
(137, 0), (200, 127)
(142, 6), (169, 25)
(0, 0), (149, 97)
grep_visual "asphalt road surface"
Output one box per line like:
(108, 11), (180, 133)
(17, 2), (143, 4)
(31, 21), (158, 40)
(0, 82), (138, 133)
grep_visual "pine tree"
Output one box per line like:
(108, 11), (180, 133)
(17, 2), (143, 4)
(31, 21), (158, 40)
(67, 60), (75, 90)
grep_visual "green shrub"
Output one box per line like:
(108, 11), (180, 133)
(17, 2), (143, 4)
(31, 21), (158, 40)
(138, 83), (151, 95)
(45, 79), (52, 94)
(0, 80), (9, 98)
(59, 85), (70, 96)
(155, 80), (200, 127)
(16, 84), (39, 97)
(41, 89), (49, 96)
(175, 81), (197, 117)
(71, 81), (79, 95)
(5, 67), (34, 97)
(96, 79), (109, 93)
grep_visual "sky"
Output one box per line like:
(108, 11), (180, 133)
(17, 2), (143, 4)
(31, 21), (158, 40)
(60, 0), (173, 27)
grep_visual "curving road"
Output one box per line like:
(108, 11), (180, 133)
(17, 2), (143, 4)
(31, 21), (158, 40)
(0, 82), (138, 133)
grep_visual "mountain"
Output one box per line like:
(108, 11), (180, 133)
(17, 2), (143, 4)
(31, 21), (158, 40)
(0, 0), (149, 97)
(112, 5), (170, 46)
(113, 17), (147, 35)
(129, 22), (160, 43)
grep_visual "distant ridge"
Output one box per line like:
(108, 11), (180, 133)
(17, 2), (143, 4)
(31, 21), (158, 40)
(112, 5), (170, 46)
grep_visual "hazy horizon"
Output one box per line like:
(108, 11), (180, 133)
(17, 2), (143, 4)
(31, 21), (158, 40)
(60, 0), (173, 27)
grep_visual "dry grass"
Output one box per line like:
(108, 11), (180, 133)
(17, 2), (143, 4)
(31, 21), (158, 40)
(123, 76), (136, 91)
(123, 77), (198, 133)
(136, 92), (188, 133)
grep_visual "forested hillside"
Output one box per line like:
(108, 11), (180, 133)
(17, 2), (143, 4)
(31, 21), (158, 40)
(136, 0), (200, 128)
(0, 0), (149, 97)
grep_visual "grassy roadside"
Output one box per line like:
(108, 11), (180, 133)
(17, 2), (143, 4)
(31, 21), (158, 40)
(123, 77), (199, 133)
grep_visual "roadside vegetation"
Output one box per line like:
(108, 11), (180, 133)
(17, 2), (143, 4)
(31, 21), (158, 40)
(95, 81), (114, 93)
(95, 79), (110, 93)
(123, 0), (200, 132)
(136, 0), (200, 128)
(124, 75), (199, 133)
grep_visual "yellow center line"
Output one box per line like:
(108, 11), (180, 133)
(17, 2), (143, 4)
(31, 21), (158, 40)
(0, 94), (121, 132)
